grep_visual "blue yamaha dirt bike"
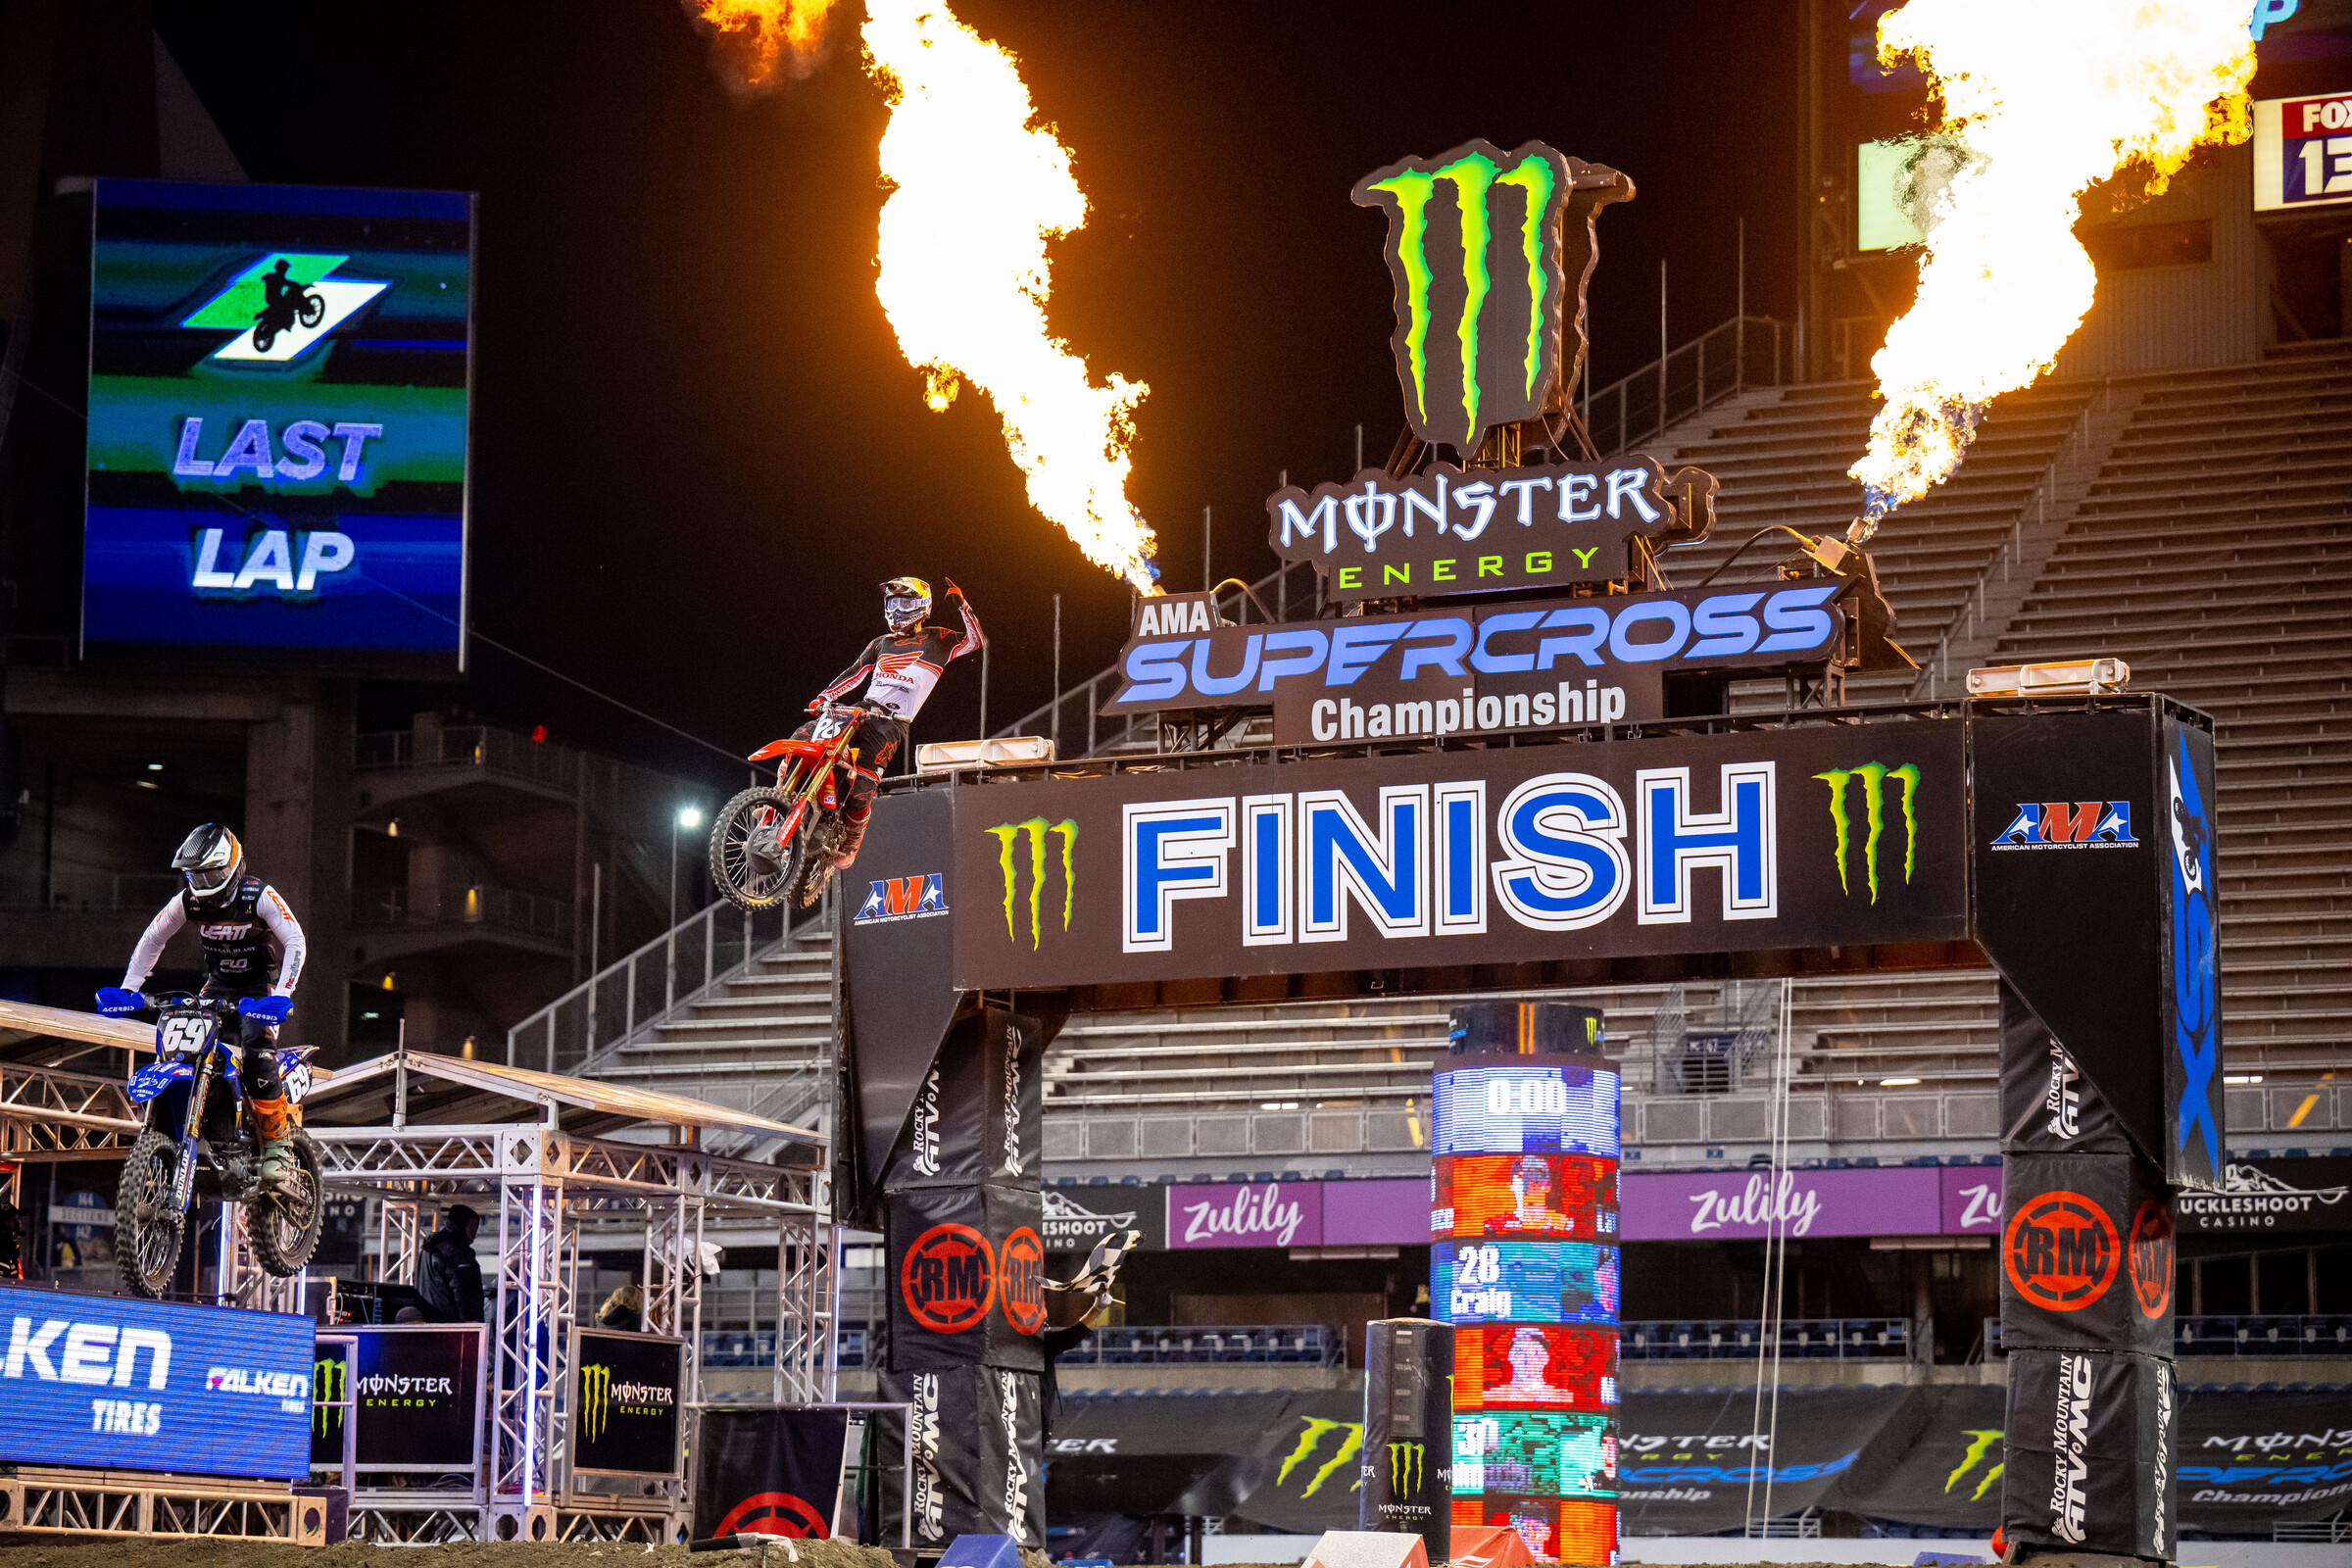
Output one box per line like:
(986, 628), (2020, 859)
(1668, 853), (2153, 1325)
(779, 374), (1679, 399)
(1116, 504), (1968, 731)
(115, 993), (324, 1298)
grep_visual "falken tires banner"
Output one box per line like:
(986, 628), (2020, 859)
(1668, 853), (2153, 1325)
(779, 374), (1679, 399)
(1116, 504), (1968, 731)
(693, 1405), (852, 1539)
(0, 1281), (314, 1478)
(949, 718), (1968, 990)
(2002, 1349), (2176, 1561)
(571, 1329), (685, 1478)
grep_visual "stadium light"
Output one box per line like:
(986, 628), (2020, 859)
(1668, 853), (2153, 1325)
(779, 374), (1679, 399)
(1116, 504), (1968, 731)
(1966, 657), (2131, 698)
(678, 806), (703, 830)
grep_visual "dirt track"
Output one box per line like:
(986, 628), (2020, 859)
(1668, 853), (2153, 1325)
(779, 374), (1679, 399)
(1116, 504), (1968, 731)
(0, 1540), (905, 1568)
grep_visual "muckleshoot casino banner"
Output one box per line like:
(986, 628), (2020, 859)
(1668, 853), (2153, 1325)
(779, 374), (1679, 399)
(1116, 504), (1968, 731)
(82, 178), (473, 669)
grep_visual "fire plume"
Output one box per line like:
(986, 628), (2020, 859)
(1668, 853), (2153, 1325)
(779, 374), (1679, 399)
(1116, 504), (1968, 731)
(680, 0), (838, 88)
(1848, 0), (2256, 533)
(862, 0), (1159, 593)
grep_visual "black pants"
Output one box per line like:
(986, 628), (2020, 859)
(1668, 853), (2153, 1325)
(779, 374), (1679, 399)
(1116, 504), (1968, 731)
(234, 1013), (284, 1100)
(792, 711), (906, 816)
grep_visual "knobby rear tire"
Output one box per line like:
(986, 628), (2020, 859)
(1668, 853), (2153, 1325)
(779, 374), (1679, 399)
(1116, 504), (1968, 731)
(115, 1127), (184, 1300)
(249, 1133), (324, 1278)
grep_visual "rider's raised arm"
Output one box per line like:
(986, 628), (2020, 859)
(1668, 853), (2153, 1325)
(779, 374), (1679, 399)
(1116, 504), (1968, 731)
(813, 638), (882, 707)
(946, 586), (983, 661)
(258, 885), (307, 997)
(121, 897), (187, 993)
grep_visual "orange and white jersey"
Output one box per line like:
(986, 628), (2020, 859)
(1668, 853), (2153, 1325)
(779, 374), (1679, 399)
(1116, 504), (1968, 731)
(815, 597), (984, 720)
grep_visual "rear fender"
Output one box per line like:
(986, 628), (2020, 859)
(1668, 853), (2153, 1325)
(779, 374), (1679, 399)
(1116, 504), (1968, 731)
(278, 1046), (320, 1103)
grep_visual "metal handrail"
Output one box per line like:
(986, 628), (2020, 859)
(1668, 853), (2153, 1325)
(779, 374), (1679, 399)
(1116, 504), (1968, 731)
(992, 315), (1790, 753)
(502, 897), (806, 1076)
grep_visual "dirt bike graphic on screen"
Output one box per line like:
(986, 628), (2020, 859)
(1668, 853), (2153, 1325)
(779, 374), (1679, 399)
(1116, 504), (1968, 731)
(251, 261), (325, 355)
(115, 994), (325, 1298)
(709, 703), (866, 913)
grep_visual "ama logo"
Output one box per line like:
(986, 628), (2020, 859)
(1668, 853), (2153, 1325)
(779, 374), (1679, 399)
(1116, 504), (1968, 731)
(1989, 800), (2138, 851)
(855, 872), (947, 925)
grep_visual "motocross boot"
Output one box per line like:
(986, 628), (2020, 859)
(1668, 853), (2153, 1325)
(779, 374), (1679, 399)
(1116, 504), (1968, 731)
(830, 801), (872, 869)
(249, 1095), (300, 1191)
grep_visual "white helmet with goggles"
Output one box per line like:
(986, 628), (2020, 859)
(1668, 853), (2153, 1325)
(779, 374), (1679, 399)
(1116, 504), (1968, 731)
(172, 823), (244, 906)
(881, 576), (932, 632)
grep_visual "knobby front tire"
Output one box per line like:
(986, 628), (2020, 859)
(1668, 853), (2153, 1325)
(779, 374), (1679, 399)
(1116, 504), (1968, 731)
(115, 1127), (185, 1299)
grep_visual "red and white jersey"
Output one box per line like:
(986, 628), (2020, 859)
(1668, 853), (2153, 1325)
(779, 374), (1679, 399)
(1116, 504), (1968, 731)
(816, 598), (984, 720)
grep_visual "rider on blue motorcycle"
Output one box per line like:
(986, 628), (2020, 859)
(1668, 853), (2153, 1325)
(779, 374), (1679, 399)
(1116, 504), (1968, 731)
(95, 825), (309, 1190)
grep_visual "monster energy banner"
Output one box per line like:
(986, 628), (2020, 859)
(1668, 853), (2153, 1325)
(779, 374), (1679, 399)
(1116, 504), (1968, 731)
(1360, 1319), (1453, 1559)
(1264, 461), (1714, 605)
(1047, 1382), (2349, 1536)
(309, 1339), (350, 1469)
(694, 1406), (854, 1539)
(940, 716), (1969, 992)
(1352, 141), (1627, 456)
(572, 1329), (685, 1477)
(343, 1324), (480, 1470)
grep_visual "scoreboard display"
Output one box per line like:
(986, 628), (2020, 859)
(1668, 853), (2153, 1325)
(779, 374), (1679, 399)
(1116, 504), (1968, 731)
(1436, 1153), (1619, 1240)
(1434, 1004), (1620, 1564)
(1434, 1064), (1619, 1156)
(1435, 1241), (1619, 1324)
(1452, 1324), (1618, 1412)
(1452, 1410), (1615, 1496)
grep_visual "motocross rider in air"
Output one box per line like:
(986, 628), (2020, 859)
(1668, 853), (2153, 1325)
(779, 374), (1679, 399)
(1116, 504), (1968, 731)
(805, 576), (983, 868)
(95, 825), (308, 1190)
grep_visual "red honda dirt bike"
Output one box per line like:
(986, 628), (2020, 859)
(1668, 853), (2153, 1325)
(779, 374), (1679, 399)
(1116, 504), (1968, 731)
(709, 704), (870, 911)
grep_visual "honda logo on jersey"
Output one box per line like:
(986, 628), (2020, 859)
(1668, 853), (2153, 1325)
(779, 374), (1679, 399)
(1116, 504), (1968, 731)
(856, 872), (947, 925)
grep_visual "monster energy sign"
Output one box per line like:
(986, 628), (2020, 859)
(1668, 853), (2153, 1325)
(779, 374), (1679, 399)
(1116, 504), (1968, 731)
(1815, 762), (1920, 906)
(1355, 139), (1625, 455)
(571, 1329), (685, 1478)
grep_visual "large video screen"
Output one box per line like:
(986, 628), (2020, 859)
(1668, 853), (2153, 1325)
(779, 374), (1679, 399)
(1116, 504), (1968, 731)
(1438, 1153), (1618, 1240)
(1435, 1240), (1619, 1326)
(1452, 1410), (1615, 1498)
(83, 178), (473, 667)
(1454, 1496), (1619, 1564)
(1453, 1324), (1619, 1412)
(1433, 1064), (1619, 1158)
(0, 1281), (315, 1479)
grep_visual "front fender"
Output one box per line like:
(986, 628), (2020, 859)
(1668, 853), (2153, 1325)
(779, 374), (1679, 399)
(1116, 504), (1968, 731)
(127, 1058), (193, 1105)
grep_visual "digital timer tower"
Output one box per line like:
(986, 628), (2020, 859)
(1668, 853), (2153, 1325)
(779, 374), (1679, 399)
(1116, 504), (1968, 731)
(1434, 1002), (1621, 1565)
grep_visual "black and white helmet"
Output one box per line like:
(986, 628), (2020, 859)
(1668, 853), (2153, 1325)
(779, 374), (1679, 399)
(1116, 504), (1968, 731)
(172, 823), (243, 906)
(881, 576), (931, 632)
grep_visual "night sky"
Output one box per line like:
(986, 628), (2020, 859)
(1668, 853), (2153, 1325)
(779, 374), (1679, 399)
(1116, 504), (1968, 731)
(159, 1), (1804, 790)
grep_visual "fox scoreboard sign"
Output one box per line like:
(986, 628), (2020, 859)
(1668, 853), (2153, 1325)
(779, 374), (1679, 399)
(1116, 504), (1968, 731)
(943, 718), (1967, 988)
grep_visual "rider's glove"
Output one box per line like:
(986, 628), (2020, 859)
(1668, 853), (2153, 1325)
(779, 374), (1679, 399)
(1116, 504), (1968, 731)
(806, 699), (826, 714)
(239, 995), (293, 1025)
(95, 987), (145, 1017)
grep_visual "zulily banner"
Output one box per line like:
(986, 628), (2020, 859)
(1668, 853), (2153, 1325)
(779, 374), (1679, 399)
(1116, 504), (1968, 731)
(1102, 583), (1853, 738)
(0, 1281), (314, 1479)
(572, 1329), (685, 1477)
(83, 178), (473, 668)
(941, 717), (1968, 991)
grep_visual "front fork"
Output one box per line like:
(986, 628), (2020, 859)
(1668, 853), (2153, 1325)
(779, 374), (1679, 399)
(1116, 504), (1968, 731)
(169, 1052), (217, 1219)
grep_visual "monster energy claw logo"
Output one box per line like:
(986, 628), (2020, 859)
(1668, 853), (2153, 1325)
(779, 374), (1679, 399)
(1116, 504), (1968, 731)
(1815, 761), (1920, 903)
(583, 1362), (612, 1441)
(1355, 139), (1569, 454)
(313, 1353), (346, 1434)
(1386, 1440), (1426, 1494)
(986, 817), (1077, 949)
(1276, 1416), (1364, 1498)
(1943, 1428), (2004, 1500)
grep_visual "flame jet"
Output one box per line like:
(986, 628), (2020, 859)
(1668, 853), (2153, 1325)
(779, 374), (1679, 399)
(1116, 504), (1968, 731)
(1846, 0), (2256, 539)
